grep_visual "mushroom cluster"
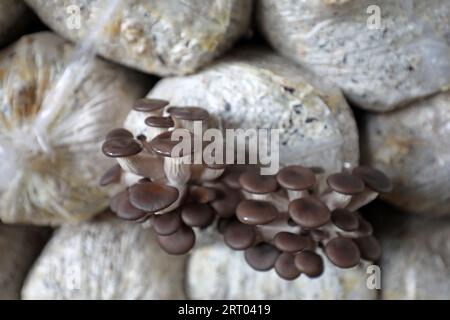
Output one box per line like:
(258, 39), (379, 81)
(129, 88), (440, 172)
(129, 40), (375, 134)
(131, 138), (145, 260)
(100, 98), (392, 280)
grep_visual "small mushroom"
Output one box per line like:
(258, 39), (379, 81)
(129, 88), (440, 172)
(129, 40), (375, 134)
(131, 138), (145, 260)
(239, 171), (288, 211)
(236, 200), (278, 225)
(167, 106), (209, 132)
(346, 166), (393, 211)
(276, 165), (316, 201)
(153, 210), (182, 235)
(325, 237), (361, 268)
(273, 232), (309, 253)
(105, 128), (134, 140)
(143, 116), (175, 142)
(256, 212), (301, 242)
(181, 203), (215, 228)
(102, 135), (164, 180)
(124, 99), (170, 137)
(288, 197), (331, 229)
(157, 224), (196, 255)
(294, 251), (324, 278)
(354, 236), (381, 262)
(99, 164), (122, 186)
(208, 183), (242, 218)
(150, 129), (195, 185)
(223, 220), (256, 250)
(331, 208), (359, 232)
(274, 252), (301, 280)
(244, 243), (281, 271)
(115, 191), (148, 221)
(188, 186), (217, 203)
(128, 181), (179, 215)
(322, 173), (365, 210)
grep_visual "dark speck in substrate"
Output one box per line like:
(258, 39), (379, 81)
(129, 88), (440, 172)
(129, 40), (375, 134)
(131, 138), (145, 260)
(305, 117), (318, 123)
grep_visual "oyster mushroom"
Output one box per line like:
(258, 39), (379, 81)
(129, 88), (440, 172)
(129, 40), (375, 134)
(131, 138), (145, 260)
(236, 199), (278, 226)
(273, 232), (310, 253)
(143, 116), (174, 142)
(128, 180), (179, 215)
(149, 129), (195, 185)
(167, 106), (209, 133)
(157, 224), (196, 255)
(274, 252), (301, 280)
(276, 165), (316, 201)
(124, 98), (169, 137)
(223, 220), (257, 250)
(102, 134), (164, 180)
(346, 166), (393, 211)
(99, 164), (122, 187)
(294, 251), (324, 278)
(288, 197), (331, 229)
(322, 173), (365, 210)
(324, 237), (361, 268)
(153, 210), (182, 236)
(188, 186), (217, 204)
(181, 203), (215, 228)
(244, 243), (281, 271)
(239, 171), (288, 211)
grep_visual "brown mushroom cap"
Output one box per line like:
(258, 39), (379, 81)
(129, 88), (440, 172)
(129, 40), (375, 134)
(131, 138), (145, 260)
(99, 164), (122, 186)
(144, 116), (175, 128)
(217, 218), (232, 234)
(110, 190), (128, 213)
(128, 181), (179, 212)
(189, 186), (217, 203)
(153, 210), (182, 236)
(149, 129), (195, 157)
(115, 192), (147, 221)
(157, 224), (196, 255)
(352, 166), (393, 193)
(325, 237), (361, 268)
(105, 128), (134, 140)
(311, 229), (329, 241)
(288, 197), (331, 229)
(274, 253), (301, 280)
(167, 106), (209, 121)
(209, 184), (241, 218)
(223, 220), (256, 250)
(327, 173), (365, 195)
(276, 165), (316, 190)
(356, 217), (373, 237)
(236, 200), (278, 225)
(244, 243), (281, 271)
(239, 171), (278, 194)
(331, 209), (360, 232)
(102, 137), (143, 158)
(273, 232), (310, 253)
(354, 236), (381, 261)
(222, 170), (243, 189)
(294, 251), (324, 278)
(181, 203), (215, 228)
(133, 98), (169, 112)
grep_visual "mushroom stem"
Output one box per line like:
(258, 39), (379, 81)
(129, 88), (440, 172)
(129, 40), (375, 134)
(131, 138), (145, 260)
(163, 155), (192, 185)
(142, 126), (169, 142)
(286, 189), (309, 201)
(346, 189), (378, 211)
(117, 154), (165, 181)
(321, 191), (353, 211)
(155, 183), (187, 215)
(242, 190), (289, 212)
(256, 213), (301, 243)
(199, 167), (225, 181)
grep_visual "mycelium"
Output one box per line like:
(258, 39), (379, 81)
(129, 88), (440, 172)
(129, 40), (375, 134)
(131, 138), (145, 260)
(100, 99), (393, 280)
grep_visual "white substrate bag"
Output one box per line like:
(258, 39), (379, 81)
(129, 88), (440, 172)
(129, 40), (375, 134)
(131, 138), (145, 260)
(0, 32), (148, 225)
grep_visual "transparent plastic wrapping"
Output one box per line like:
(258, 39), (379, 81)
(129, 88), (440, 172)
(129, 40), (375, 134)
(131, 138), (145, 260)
(0, 1), (148, 225)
